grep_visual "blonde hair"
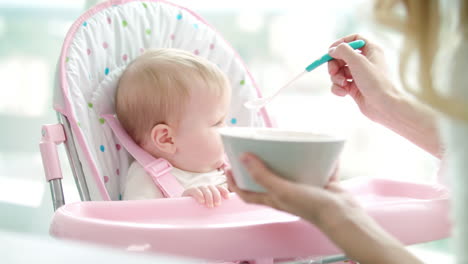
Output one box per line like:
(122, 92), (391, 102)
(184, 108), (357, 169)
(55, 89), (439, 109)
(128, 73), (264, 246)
(374, 0), (468, 121)
(116, 48), (229, 145)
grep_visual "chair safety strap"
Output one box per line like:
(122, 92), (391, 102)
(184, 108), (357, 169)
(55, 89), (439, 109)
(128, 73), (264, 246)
(103, 114), (184, 198)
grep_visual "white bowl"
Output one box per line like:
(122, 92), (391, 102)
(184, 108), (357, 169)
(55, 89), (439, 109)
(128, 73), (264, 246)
(219, 127), (346, 192)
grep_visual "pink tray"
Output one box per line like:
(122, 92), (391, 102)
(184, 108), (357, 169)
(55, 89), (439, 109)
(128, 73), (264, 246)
(50, 178), (450, 261)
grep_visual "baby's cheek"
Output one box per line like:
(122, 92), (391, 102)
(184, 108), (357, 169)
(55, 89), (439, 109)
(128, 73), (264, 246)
(213, 135), (225, 153)
(218, 141), (225, 155)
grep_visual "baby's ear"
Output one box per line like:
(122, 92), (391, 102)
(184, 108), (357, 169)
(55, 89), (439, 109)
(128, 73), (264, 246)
(149, 124), (176, 154)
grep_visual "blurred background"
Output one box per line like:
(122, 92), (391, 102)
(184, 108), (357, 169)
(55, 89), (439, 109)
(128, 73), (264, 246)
(0, 0), (449, 262)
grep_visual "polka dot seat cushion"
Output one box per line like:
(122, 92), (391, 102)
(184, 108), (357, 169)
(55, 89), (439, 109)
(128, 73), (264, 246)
(54, 0), (272, 201)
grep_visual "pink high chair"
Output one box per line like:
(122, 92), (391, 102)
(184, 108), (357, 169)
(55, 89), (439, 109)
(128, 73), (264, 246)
(39, 0), (451, 263)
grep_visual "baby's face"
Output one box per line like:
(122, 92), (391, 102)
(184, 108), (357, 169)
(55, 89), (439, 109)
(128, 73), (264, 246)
(170, 82), (230, 173)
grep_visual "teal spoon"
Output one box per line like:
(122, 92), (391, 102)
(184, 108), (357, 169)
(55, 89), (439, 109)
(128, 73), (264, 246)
(244, 40), (366, 110)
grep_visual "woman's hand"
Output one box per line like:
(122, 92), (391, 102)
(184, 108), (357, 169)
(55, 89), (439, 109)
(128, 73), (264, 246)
(226, 153), (360, 229)
(328, 34), (400, 124)
(328, 34), (442, 158)
(182, 185), (229, 207)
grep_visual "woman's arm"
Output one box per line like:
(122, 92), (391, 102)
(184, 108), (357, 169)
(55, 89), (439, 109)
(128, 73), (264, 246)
(378, 94), (443, 158)
(319, 194), (423, 264)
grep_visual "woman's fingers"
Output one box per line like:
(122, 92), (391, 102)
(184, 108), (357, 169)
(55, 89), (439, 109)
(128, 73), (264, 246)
(346, 81), (362, 102)
(329, 33), (371, 55)
(331, 83), (349, 97)
(328, 163), (340, 182)
(343, 66), (352, 79)
(329, 61), (353, 87)
(328, 57), (347, 75)
(330, 71), (347, 87)
(329, 33), (367, 48)
(240, 153), (289, 193)
(328, 59), (340, 75)
(226, 169), (274, 207)
(226, 170), (259, 202)
(325, 182), (345, 193)
(329, 43), (366, 69)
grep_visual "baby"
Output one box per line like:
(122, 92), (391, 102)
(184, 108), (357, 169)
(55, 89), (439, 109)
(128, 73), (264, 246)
(116, 48), (231, 207)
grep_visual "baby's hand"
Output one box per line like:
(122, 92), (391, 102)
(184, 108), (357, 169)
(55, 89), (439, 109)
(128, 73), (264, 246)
(182, 185), (229, 207)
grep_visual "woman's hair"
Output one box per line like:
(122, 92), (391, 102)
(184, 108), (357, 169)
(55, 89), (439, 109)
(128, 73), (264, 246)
(374, 0), (468, 121)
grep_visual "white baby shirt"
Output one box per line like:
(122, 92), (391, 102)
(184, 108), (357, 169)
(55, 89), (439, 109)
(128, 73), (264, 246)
(123, 161), (227, 200)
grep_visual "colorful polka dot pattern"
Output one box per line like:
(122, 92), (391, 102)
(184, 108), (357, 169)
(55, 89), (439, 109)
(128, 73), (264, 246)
(66, 1), (261, 200)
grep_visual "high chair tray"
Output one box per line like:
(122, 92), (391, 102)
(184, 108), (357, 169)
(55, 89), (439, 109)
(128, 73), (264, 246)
(50, 178), (450, 260)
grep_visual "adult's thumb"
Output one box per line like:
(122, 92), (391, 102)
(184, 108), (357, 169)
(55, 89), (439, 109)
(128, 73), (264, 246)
(241, 153), (288, 192)
(329, 43), (365, 68)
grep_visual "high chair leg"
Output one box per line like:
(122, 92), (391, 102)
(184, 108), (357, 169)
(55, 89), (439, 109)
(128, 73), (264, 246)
(58, 113), (91, 202)
(40, 123), (67, 210)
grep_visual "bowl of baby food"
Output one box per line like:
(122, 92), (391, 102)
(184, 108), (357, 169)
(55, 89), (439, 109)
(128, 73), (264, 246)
(219, 127), (346, 192)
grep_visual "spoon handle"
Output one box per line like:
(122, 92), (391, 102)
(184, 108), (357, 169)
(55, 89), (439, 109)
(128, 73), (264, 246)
(305, 40), (366, 72)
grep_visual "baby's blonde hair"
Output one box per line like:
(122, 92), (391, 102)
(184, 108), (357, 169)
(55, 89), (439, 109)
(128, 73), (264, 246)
(116, 48), (229, 145)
